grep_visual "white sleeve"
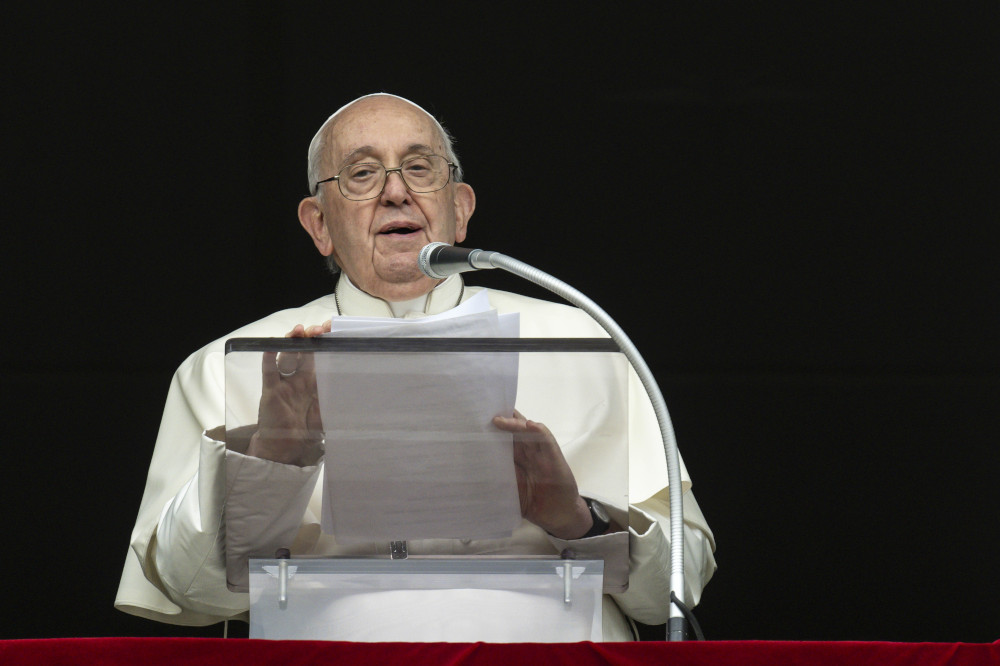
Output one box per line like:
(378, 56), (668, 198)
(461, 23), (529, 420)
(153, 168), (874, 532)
(610, 489), (716, 625)
(221, 450), (321, 593)
(545, 489), (716, 626)
(116, 346), (319, 623)
(151, 438), (320, 615)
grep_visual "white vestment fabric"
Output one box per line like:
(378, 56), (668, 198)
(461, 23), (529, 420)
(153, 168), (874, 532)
(115, 275), (717, 641)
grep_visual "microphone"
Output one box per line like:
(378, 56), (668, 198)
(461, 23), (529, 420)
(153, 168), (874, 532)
(418, 242), (499, 279)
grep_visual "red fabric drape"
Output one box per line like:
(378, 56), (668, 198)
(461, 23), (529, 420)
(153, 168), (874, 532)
(1, 638), (999, 666)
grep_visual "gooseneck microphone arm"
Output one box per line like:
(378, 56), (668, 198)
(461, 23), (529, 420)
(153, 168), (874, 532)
(419, 242), (692, 641)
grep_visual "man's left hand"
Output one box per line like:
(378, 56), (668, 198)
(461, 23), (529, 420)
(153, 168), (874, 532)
(492, 410), (595, 540)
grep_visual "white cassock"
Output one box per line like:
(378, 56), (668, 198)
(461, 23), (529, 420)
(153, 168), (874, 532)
(116, 275), (717, 641)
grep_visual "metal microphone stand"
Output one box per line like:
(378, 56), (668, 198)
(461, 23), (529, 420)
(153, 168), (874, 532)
(420, 244), (693, 641)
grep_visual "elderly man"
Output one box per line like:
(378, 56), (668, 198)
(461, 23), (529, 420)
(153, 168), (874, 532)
(116, 93), (716, 641)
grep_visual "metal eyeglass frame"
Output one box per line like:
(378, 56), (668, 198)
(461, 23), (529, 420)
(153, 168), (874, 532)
(313, 155), (456, 200)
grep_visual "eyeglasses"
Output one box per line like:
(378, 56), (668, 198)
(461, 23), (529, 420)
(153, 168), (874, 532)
(314, 154), (456, 200)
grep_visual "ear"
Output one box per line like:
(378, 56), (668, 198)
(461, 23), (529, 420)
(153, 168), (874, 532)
(452, 182), (475, 244)
(298, 196), (334, 256)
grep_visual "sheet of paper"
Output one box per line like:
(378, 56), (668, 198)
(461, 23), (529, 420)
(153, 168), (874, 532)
(315, 292), (522, 543)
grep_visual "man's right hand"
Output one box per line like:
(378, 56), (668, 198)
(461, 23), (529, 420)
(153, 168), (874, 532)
(245, 322), (330, 466)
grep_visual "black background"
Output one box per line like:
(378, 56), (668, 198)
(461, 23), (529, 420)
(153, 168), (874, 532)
(3, 3), (997, 642)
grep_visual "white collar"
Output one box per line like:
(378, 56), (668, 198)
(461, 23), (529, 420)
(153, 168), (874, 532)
(334, 274), (466, 319)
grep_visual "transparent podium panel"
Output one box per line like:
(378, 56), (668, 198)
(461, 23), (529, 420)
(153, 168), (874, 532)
(224, 338), (629, 604)
(249, 557), (604, 642)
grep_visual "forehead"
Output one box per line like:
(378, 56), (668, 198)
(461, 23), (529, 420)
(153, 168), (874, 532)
(327, 98), (445, 166)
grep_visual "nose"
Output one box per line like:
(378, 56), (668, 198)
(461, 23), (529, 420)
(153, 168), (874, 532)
(379, 168), (411, 205)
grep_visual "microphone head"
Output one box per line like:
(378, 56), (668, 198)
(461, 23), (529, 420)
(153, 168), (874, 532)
(418, 242), (450, 278)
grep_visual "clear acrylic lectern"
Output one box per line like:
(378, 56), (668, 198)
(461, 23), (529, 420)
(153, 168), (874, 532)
(224, 337), (630, 642)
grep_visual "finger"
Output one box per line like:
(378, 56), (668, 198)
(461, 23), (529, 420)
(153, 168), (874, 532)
(524, 418), (555, 440)
(496, 415), (549, 442)
(493, 415), (529, 432)
(297, 350), (316, 375)
(261, 351), (279, 388)
(295, 352), (319, 398)
(285, 324), (306, 338)
(306, 321), (330, 338)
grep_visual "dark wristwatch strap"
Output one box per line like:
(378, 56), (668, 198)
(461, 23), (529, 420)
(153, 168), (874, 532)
(579, 497), (611, 538)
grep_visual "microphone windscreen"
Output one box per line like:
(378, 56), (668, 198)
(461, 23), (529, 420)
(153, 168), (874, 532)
(419, 243), (479, 278)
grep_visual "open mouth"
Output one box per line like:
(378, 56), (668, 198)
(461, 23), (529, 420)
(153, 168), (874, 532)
(379, 223), (421, 236)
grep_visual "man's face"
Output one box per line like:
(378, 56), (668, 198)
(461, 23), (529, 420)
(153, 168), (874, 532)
(299, 97), (475, 302)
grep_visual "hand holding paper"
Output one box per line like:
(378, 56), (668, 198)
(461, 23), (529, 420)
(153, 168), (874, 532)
(493, 410), (594, 540)
(245, 325), (326, 466)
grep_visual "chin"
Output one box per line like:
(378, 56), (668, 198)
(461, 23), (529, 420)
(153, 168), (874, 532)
(371, 263), (431, 296)
(378, 254), (423, 280)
